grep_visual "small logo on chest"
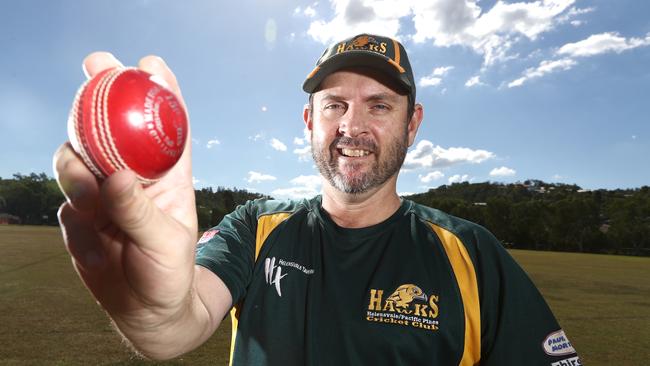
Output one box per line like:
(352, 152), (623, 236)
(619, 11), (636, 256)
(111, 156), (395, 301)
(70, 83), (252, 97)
(264, 257), (314, 297)
(366, 284), (440, 331)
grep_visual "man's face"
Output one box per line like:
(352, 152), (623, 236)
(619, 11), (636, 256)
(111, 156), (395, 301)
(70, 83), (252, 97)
(305, 68), (421, 195)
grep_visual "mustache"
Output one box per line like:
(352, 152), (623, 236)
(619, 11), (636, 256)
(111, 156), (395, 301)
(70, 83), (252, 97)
(331, 136), (377, 152)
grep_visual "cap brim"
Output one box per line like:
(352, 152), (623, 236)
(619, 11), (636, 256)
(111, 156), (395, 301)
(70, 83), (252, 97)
(302, 51), (412, 95)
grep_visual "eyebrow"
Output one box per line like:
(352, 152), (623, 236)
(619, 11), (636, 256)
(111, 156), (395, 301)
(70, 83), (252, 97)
(365, 93), (401, 103)
(319, 93), (344, 102)
(319, 92), (401, 103)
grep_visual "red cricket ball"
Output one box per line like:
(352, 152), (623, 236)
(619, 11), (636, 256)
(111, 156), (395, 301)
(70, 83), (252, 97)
(68, 67), (188, 184)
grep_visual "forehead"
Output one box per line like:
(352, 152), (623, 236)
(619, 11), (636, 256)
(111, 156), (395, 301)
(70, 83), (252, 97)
(315, 67), (408, 98)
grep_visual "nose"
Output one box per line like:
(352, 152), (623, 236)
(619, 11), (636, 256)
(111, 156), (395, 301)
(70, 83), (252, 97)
(337, 104), (369, 138)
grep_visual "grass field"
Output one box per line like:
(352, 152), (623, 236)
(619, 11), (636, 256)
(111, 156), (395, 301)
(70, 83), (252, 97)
(0, 225), (648, 365)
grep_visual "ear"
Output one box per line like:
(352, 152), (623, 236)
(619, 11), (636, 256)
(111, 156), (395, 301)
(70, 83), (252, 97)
(303, 103), (313, 131)
(407, 103), (424, 147)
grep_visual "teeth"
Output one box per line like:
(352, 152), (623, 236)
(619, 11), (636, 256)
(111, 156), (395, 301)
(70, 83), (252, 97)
(341, 148), (370, 157)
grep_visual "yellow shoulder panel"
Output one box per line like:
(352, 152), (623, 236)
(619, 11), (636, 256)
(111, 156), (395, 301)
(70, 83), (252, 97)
(427, 222), (481, 366)
(255, 212), (292, 260)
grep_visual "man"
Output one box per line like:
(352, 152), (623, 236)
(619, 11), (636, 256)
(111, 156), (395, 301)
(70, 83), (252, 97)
(54, 34), (581, 365)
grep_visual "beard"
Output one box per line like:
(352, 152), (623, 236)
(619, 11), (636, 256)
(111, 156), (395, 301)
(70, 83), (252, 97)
(311, 131), (408, 195)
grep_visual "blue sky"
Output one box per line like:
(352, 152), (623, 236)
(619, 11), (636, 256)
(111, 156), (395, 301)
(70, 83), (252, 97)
(1, 0), (648, 198)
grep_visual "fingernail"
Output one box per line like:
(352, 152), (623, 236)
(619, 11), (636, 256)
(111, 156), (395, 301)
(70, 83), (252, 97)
(149, 74), (171, 89)
(153, 56), (167, 65)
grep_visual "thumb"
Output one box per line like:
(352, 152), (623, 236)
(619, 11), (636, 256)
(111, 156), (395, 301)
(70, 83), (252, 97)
(100, 170), (178, 249)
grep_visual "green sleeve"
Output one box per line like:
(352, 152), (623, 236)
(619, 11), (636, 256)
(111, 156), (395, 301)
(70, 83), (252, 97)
(468, 227), (581, 365)
(195, 201), (258, 305)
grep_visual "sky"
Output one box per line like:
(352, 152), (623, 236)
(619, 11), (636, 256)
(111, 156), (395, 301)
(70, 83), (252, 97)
(1, 0), (649, 198)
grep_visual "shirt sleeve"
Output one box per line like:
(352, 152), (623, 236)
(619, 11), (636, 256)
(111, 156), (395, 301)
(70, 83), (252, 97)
(195, 201), (258, 305)
(469, 227), (581, 366)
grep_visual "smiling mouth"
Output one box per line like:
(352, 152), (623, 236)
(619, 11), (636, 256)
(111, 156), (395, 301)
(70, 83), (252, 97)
(339, 148), (371, 157)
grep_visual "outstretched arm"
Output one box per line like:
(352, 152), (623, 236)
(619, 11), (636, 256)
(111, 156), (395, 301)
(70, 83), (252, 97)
(54, 52), (232, 360)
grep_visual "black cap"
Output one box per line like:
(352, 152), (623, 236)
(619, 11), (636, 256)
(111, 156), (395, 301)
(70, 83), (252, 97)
(302, 34), (416, 100)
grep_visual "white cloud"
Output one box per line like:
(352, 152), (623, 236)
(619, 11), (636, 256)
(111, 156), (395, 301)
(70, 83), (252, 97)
(307, 0), (402, 44)
(272, 174), (322, 199)
(246, 171), (277, 184)
(419, 66), (454, 88)
(489, 166), (516, 177)
(404, 140), (494, 170)
(206, 138), (220, 148)
(294, 137), (306, 145)
(508, 58), (577, 88)
(261, 106), (268, 112)
(448, 174), (470, 184)
(295, 5), (318, 18)
(249, 133), (264, 142)
(294, 145), (312, 162)
(305, 0), (576, 67)
(270, 138), (288, 151)
(419, 171), (444, 183)
(505, 31), (650, 88)
(290, 174), (322, 189)
(419, 76), (443, 87)
(272, 186), (319, 199)
(192, 177), (200, 185)
(557, 32), (650, 58)
(570, 20), (583, 27)
(432, 66), (454, 76)
(304, 5), (317, 17)
(558, 6), (595, 25)
(465, 75), (483, 87)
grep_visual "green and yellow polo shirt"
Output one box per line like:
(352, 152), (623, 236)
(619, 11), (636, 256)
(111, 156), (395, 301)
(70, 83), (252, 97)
(196, 196), (580, 366)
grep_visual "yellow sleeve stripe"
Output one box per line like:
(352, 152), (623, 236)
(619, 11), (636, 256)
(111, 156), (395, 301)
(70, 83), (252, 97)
(427, 222), (481, 366)
(229, 212), (292, 366)
(228, 306), (241, 366)
(255, 212), (292, 260)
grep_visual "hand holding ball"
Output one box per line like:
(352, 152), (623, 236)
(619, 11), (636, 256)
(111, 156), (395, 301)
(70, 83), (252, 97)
(68, 67), (188, 184)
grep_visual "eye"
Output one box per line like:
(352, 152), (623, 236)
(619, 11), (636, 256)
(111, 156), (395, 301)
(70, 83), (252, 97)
(371, 103), (391, 113)
(324, 102), (346, 110)
(321, 102), (347, 117)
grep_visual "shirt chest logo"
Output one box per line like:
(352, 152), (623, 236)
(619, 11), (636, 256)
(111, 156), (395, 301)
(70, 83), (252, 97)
(366, 284), (440, 331)
(264, 257), (314, 297)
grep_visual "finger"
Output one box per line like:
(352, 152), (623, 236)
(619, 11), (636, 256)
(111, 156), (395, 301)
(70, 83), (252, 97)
(58, 202), (107, 272)
(100, 170), (187, 252)
(137, 55), (185, 105)
(82, 51), (124, 79)
(53, 142), (100, 212)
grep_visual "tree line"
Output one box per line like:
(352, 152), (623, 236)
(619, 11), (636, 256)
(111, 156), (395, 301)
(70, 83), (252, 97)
(0, 173), (266, 229)
(408, 180), (650, 256)
(1, 174), (648, 256)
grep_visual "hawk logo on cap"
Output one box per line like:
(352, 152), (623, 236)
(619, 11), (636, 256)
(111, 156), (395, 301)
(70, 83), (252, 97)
(337, 35), (387, 55)
(351, 35), (377, 48)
